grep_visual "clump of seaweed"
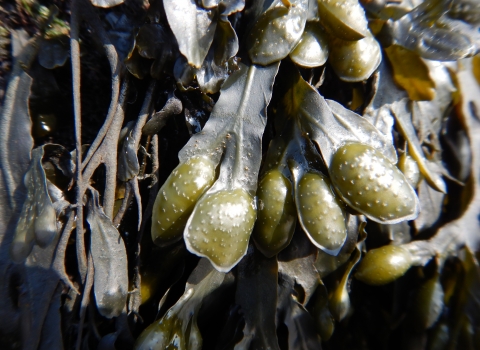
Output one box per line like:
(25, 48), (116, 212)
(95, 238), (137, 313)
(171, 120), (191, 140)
(1, 0), (480, 349)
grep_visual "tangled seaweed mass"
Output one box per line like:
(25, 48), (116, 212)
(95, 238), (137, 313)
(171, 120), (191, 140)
(1, 0), (480, 348)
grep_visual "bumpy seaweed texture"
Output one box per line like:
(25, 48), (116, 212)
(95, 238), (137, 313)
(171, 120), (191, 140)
(4, 0), (480, 349)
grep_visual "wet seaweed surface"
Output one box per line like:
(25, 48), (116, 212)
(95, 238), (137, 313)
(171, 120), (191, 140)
(1, 0), (480, 349)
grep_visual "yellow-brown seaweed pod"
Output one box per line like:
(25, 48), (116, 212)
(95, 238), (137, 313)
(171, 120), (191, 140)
(296, 172), (347, 255)
(355, 245), (413, 285)
(253, 169), (296, 257)
(290, 21), (330, 68)
(248, 0), (308, 65)
(328, 34), (381, 82)
(318, 0), (369, 41)
(185, 188), (256, 272)
(398, 153), (421, 188)
(134, 288), (202, 350)
(151, 157), (216, 247)
(330, 143), (419, 224)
